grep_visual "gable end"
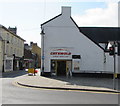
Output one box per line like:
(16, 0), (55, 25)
(41, 14), (62, 27)
(70, 17), (105, 51)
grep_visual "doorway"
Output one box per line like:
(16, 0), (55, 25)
(51, 60), (72, 76)
(57, 61), (66, 76)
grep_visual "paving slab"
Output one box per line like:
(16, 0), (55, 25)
(14, 74), (120, 93)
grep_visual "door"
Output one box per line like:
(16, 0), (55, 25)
(57, 61), (66, 76)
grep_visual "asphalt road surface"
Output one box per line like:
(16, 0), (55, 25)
(2, 70), (119, 104)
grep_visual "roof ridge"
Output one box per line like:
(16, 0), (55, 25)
(0, 24), (25, 41)
(41, 14), (62, 26)
(70, 17), (105, 51)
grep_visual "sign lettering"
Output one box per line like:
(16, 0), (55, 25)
(50, 52), (71, 55)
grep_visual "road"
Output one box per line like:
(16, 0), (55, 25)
(2, 70), (119, 104)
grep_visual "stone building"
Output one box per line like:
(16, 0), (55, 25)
(24, 42), (41, 69)
(0, 35), (3, 72)
(30, 42), (41, 68)
(0, 25), (25, 72)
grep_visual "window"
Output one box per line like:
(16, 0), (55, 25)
(10, 47), (13, 55)
(6, 45), (9, 54)
(17, 49), (19, 56)
(14, 48), (16, 54)
(5, 59), (12, 70)
(72, 55), (81, 59)
(13, 37), (15, 44)
(6, 33), (9, 41)
(11, 36), (13, 44)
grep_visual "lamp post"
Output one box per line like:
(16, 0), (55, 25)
(40, 29), (45, 76)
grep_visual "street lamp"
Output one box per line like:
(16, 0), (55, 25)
(40, 29), (45, 76)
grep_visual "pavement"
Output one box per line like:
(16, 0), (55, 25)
(14, 70), (120, 93)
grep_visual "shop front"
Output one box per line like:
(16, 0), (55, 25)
(4, 55), (13, 72)
(49, 47), (80, 76)
(13, 55), (24, 71)
(51, 60), (72, 76)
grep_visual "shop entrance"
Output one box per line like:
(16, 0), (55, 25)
(57, 61), (66, 76)
(51, 60), (72, 76)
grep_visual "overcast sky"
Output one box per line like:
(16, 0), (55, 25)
(0, 0), (119, 47)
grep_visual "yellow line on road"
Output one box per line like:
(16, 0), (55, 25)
(12, 81), (120, 95)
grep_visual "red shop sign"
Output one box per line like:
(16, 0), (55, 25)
(50, 52), (71, 55)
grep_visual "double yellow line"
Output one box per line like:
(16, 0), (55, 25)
(12, 81), (120, 95)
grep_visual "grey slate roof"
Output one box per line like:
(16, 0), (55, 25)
(0, 25), (25, 41)
(79, 27), (120, 55)
(79, 27), (120, 43)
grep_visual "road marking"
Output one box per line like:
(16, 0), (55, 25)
(12, 81), (120, 95)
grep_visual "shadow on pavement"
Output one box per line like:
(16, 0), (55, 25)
(2, 70), (27, 78)
(47, 74), (120, 90)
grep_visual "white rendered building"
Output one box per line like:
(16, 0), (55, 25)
(41, 7), (119, 76)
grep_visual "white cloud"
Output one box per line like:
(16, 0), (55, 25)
(72, 2), (118, 27)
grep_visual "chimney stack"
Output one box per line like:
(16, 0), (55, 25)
(30, 42), (33, 46)
(8, 26), (17, 35)
(62, 6), (71, 17)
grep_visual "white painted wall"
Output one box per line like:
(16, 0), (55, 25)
(99, 43), (106, 49)
(104, 53), (114, 73)
(41, 7), (114, 73)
